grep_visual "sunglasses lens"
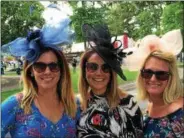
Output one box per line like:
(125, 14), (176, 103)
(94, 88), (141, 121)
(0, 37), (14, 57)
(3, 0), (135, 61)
(33, 62), (59, 73)
(155, 71), (170, 81)
(33, 62), (46, 73)
(141, 70), (153, 79)
(141, 69), (170, 81)
(102, 64), (110, 73)
(86, 63), (98, 72)
(49, 63), (60, 72)
(86, 62), (110, 73)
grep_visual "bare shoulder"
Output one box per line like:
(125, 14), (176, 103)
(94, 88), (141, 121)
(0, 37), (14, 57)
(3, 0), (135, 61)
(175, 97), (184, 108)
(169, 97), (184, 113)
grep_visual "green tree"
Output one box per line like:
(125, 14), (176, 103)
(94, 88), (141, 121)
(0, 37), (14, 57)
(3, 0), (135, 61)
(105, 1), (165, 39)
(105, 2), (138, 37)
(69, 1), (182, 43)
(132, 1), (164, 39)
(69, 1), (107, 44)
(1, 1), (44, 45)
(161, 2), (183, 33)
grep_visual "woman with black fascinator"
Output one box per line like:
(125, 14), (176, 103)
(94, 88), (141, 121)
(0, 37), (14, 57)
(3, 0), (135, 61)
(77, 24), (143, 138)
(1, 5), (80, 137)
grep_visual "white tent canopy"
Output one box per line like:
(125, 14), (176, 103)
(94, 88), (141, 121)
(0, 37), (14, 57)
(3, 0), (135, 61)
(71, 42), (85, 53)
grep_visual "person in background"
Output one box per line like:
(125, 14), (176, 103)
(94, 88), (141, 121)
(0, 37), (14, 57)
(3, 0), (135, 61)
(130, 30), (183, 137)
(77, 24), (143, 138)
(1, 61), (5, 75)
(72, 57), (77, 73)
(1, 5), (80, 138)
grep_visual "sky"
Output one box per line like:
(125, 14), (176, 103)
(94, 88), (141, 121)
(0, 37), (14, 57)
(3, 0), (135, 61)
(40, 1), (73, 15)
(39, 2), (73, 28)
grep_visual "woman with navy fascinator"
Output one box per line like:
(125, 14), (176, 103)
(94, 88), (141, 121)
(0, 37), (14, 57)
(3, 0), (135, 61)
(1, 5), (80, 137)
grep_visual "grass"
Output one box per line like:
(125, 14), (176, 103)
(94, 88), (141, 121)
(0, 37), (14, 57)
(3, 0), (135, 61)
(3, 70), (18, 76)
(70, 68), (80, 93)
(177, 61), (184, 68)
(1, 88), (22, 102)
(119, 70), (138, 82)
(1, 67), (138, 102)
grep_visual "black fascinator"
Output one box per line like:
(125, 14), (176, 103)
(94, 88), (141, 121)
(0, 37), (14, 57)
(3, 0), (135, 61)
(82, 24), (132, 80)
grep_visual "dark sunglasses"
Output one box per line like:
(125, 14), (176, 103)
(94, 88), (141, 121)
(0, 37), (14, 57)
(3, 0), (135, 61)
(141, 69), (170, 81)
(86, 62), (111, 73)
(33, 62), (60, 73)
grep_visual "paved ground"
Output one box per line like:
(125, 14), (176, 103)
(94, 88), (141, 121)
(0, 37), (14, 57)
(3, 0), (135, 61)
(1, 76), (21, 92)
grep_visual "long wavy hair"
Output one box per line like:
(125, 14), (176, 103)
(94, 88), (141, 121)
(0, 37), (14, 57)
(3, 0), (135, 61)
(20, 47), (77, 118)
(78, 49), (126, 111)
(136, 50), (183, 104)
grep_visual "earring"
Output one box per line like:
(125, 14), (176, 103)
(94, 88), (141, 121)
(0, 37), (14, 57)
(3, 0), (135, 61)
(30, 73), (34, 77)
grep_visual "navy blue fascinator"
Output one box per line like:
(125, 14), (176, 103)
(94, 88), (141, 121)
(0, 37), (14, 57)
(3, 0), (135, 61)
(82, 24), (132, 81)
(2, 4), (75, 63)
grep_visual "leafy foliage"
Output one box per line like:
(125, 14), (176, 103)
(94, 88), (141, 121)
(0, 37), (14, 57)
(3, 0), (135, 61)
(70, 1), (107, 43)
(161, 2), (183, 33)
(1, 1), (44, 45)
(1, 1), (183, 47)
(105, 2), (139, 37)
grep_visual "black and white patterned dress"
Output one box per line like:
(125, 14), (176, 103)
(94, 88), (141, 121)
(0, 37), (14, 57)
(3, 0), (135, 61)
(77, 92), (143, 138)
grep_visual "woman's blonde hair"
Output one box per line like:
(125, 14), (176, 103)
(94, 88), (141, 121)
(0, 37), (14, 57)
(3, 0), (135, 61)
(20, 48), (77, 118)
(136, 50), (183, 104)
(78, 49), (125, 111)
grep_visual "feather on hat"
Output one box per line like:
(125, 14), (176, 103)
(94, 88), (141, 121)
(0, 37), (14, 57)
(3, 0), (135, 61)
(1, 4), (75, 63)
(82, 24), (133, 80)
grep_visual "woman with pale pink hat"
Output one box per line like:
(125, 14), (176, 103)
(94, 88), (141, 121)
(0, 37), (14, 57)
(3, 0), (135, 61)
(128, 29), (184, 137)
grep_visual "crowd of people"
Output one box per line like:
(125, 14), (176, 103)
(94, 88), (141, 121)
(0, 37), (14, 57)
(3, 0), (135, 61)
(1, 4), (183, 138)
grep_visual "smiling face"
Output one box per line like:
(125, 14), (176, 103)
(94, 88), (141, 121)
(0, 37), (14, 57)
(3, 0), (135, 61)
(32, 50), (61, 91)
(143, 57), (169, 98)
(86, 53), (111, 95)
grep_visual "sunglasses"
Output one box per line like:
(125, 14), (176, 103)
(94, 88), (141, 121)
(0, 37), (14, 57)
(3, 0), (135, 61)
(86, 62), (111, 73)
(33, 62), (60, 73)
(141, 69), (170, 81)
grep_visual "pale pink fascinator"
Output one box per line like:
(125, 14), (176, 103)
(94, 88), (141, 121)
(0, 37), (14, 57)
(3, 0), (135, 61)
(125, 29), (183, 71)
